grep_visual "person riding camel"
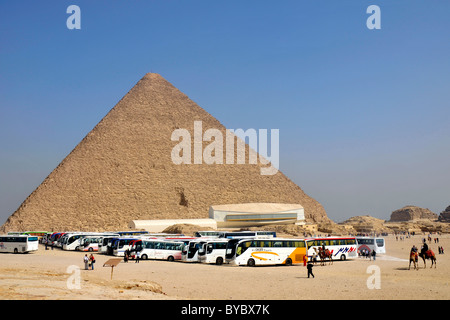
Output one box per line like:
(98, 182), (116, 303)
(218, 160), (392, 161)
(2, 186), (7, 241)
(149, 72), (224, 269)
(421, 239), (429, 257)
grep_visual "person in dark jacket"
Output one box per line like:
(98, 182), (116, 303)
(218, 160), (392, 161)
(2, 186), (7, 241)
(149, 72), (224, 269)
(307, 262), (314, 278)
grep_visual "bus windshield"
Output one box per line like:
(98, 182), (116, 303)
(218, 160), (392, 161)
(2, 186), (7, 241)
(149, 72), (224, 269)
(376, 239), (384, 247)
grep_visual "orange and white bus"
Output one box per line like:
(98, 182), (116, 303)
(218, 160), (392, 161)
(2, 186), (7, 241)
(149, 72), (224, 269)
(306, 237), (358, 261)
(225, 238), (307, 266)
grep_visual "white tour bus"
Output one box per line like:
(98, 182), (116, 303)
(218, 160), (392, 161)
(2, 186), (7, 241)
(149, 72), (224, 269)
(112, 237), (140, 256)
(78, 234), (119, 252)
(136, 239), (184, 261)
(198, 239), (229, 265)
(58, 232), (85, 248)
(181, 238), (211, 262)
(59, 232), (84, 249)
(99, 236), (121, 254)
(194, 231), (224, 238)
(221, 231), (276, 239)
(356, 237), (386, 254)
(79, 237), (101, 252)
(50, 232), (67, 247)
(55, 233), (69, 248)
(62, 233), (104, 251)
(225, 238), (308, 267)
(306, 237), (358, 261)
(0, 235), (39, 253)
(195, 231), (277, 239)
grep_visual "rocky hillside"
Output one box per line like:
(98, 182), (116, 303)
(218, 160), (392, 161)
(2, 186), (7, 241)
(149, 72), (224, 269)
(339, 215), (391, 234)
(439, 206), (450, 222)
(389, 206), (438, 222)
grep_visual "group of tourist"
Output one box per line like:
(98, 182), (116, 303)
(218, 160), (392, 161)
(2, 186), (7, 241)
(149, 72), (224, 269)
(83, 253), (95, 270)
(123, 249), (140, 263)
(358, 248), (376, 260)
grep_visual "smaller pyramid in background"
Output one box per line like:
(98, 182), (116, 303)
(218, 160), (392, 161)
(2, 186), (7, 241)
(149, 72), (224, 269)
(1, 73), (329, 232)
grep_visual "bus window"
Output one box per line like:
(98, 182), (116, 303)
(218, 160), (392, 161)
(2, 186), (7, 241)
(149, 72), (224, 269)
(294, 241), (305, 247)
(236, 241), (251, 256)
(252, 241), (270, 247)
(263, 241), (272, 247)
(376, 239), (384, 247)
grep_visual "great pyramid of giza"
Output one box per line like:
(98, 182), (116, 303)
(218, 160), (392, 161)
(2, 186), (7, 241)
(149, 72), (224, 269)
(1, 73), (328, 232)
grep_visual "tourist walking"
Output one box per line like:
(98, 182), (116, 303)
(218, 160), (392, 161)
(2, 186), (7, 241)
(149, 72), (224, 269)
(135, 251), (140, 263)
(312, 252), (317, 265)
(307, 262), (315, 278)
(89, 254), (95, 270)
(83, 254), (89, 270)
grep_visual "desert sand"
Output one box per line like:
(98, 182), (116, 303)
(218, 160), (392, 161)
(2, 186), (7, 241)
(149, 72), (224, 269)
(0, 234), (449, 300)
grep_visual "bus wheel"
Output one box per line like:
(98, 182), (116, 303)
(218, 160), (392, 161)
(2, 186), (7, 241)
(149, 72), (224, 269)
(142, 254), (148, 260)
(285, 258), (292, 266)
(14, 248), (18, 254)
(88, 248), (93, 252)
(216, 257), (224, 265)
(168, 256), (174, 262)
(247, 258), (256, 267)
(340, 254), (346, 261)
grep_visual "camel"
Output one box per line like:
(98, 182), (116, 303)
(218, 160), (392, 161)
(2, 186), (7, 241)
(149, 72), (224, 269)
(419, 250), (436, 269)
(409, 251), (418, 270)
(314, 247), (333, 266)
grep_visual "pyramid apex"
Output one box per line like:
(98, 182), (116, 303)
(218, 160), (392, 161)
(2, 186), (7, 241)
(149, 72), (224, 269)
(133, 73), (172, 90)
(142, 73), (165, 80)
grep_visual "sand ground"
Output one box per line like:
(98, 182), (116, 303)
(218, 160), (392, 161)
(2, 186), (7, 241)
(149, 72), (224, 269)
(0, 234), (449, 300)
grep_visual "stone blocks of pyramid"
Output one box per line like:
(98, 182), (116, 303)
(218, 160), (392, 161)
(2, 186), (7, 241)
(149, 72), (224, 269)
(1, 73), (328, 232)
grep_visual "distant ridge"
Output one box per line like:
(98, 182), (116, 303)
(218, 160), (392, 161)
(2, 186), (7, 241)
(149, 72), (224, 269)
(389, 205), (438, 222)
(439, 205), (450, 222)
(1, 73), (328, 232)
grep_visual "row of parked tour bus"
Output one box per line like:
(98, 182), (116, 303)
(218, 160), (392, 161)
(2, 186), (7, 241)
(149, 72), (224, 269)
(3, 230), (385, 266)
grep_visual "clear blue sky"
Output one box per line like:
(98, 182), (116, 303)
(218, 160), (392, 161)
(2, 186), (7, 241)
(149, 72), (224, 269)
(1, 1), (449, 225)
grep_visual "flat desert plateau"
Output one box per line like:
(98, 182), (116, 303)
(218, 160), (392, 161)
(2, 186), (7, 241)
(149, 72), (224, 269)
(0, 234), (449, 300)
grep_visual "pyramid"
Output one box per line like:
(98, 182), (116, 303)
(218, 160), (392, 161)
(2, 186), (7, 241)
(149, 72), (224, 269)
(1, 73), (329, 232)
